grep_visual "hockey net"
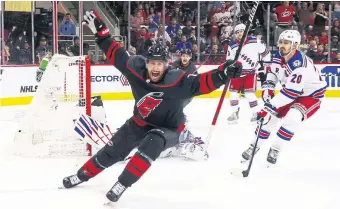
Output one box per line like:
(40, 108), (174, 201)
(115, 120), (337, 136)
(14, 54), (92, 157)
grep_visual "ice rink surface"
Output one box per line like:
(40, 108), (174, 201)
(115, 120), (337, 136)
(0, 98), (339, 209)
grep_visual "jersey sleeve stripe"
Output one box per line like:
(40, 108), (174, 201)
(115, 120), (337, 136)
(207, 71), (217, 91)
(260, 49), (269, 57)
(199, 73), (211, 94)
(309, 86), (327, 98)
(106, 41), (120, 65)
(280, 88), (302, 99)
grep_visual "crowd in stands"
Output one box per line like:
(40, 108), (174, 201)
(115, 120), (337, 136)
(2, 1), (340, 65)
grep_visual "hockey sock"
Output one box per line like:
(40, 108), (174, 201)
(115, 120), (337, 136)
(248, 100), (258, 111)
(229, 91), (239, 112)
(273, 126), (295, 150)
(118, 151), (151, 187)
(252, 126), (271, 148)
(78, 155), (106, 181)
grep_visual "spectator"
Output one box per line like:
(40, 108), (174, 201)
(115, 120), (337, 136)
(308, 44), (327, 62)
(274, 1), (296, 43)
(58, 13), (76, 38)
(136, 27), (150, 40)
(83, 43), (96, 64)
(333, 2), (340, 20)
(188, 29), (197, 44)
(214, 2), (232, 24)
(154, 24), (171, 44)
(35, 36), (51, 63)
(182, 18), (194, 37)
(172, 29), (183, 45)
(68, 36), (80, 56)
(130, 11), (144, 47)
(166, 18), (181, 39)
(297, 2), (314, 30)
(331, 51), (340, 62)
(330, 36), (340, 54)
(147, 15), (158, 33)
(16, 41), (32, 64)
(136, 3), (147, 23)
(176, 35), (192, 51)
(149, 7), (159, 24)
(331, 19), (340, 37)
(319, 31), (328, 45)
(206, 44), (225, 64)
(207, 36), (223, 53)
(312, 3), (328, 36)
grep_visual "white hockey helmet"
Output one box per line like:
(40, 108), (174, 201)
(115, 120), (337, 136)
(277, 30), (301, 47)
(234, 23), (246, 34)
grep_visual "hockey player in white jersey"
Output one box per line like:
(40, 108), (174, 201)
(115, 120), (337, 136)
(241, 30), (327, 165)
(226, 23), (271, 123)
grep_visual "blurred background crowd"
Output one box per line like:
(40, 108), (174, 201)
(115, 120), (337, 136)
(1, 1), (340, 65)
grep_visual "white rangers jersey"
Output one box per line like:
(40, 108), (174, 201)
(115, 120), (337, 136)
(227, 37), (271, 76)
(268, 51), (327, 109)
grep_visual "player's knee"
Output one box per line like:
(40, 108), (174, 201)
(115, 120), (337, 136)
(138, 132), (166, 161)
(282, 108), (303, 130)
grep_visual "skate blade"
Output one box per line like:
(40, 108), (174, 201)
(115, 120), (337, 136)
(228, 120), (238, 125)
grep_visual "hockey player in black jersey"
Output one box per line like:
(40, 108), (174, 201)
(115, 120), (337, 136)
(62, 10), (242, 203)
(172, 48), (197, 74)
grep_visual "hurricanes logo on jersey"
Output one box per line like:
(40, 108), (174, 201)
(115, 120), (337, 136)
(136, 92), (164, 118)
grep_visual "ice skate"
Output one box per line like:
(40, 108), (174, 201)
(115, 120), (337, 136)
(106, 181), (127, 202)
(241, 144), (259, 163)
(227, 108), (240, 124)
(266, 147), (280, 167)
(62, 174), (84, 189)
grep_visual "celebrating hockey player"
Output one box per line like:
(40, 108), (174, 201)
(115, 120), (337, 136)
(62, 10), (242, 203)
(241, 30), (327, 166)
(226, 23), (271, 123)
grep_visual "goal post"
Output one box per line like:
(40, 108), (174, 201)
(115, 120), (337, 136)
(14, 54), (92, 157)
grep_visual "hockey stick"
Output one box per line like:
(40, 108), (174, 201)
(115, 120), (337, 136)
(205, 1), (260, 149)
(230, 118), (263, 177)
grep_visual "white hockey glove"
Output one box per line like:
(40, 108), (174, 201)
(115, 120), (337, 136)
(82, 10), (110, 42)
(261, 80), (275, 103)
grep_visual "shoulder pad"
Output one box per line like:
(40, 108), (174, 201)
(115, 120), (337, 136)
(228, 40), (237, 47)
(272, 52), (282, 65)
(287, 51), (306, 72)
(127, 55), (147, 77)
(163, 68), (185, 85)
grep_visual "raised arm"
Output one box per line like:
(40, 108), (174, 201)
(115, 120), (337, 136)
(176, 60), (242, 98)
(83, 10), (131, 77)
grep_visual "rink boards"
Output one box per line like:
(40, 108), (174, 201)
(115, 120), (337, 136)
(0, 64), (339, 106)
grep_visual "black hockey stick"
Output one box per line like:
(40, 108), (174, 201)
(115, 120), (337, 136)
(205, 1), (260, 149)
(231, 118), (264, 177)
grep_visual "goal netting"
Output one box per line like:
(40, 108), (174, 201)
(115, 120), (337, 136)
(14, 54), (92, 157)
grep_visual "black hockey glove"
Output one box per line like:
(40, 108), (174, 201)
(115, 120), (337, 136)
(218, 59), (242, 79)
(82, 10), (111, 43)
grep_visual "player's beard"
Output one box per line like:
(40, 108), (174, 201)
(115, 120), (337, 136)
(280, 48), (289, 56)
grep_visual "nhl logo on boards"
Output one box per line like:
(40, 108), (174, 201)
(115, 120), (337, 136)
(120, 75), (129, 86)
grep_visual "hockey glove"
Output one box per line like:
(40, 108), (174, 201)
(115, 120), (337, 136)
(261, 80), (275, 103)
(82, 10), (110, 43)
(218, 60), (242, 79)
(257, 103), (277, 125)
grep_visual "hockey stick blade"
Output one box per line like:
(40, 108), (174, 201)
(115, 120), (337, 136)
(230, 167), (250, 178)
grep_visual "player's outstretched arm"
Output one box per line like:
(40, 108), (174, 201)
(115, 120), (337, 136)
(179, 60), (242, 98)
(83, 10), (130, 76)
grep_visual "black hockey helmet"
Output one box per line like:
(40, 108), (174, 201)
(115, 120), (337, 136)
(147, 44), (169, 62)
(180, 48), (192, 56)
